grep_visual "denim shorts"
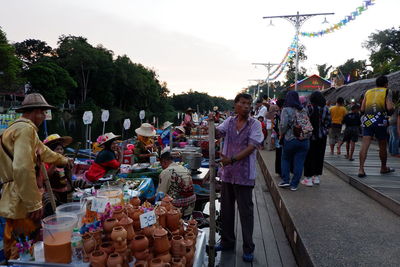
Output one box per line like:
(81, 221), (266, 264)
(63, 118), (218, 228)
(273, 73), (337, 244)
(362, 126), (388, 140)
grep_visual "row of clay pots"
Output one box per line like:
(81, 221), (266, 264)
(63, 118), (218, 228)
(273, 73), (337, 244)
(133, 247), (194, 267)
(90, 250), (130, 267)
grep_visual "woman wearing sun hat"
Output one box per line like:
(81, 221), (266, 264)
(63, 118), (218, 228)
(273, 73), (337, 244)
(134, 123), (156, 163)
(85, 132), (121, 182)
(173, 125), (187, 142)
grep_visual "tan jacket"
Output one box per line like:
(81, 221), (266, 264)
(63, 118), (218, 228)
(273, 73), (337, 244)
(0, 118), (68, 219)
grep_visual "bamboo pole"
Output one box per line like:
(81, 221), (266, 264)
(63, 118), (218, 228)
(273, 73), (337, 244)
(208, 118), (216, 267)
(40, 163), (57, 213)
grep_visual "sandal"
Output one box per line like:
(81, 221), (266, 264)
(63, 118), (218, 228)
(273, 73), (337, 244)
(380, 167), (395, 174)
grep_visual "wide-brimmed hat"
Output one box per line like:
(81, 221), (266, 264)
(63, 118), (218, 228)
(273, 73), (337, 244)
(15, 93), (56, 113)
(162, 121), (173, 130)
(97, 132), (121, 146)
(135, 123), (156, 137)
(175, 126), (185, 133)
(43, 134), (73, 147)
(186, 107), (194, 113)
(213, 106), (219, 111)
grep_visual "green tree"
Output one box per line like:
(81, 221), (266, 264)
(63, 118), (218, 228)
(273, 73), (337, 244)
(364, 27), (400, 74)
(316, 63), (332, 79)
(25, 58), (77, 106)
(0, 28), (22, 91)
(284, 44), (308, 87)
(14, 39), (53, 66)
(335, 58), (371, 83)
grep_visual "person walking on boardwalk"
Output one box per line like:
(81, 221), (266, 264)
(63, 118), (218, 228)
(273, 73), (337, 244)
(329, 97), (347, 155)
(341, 104), (361, 161)
(278, 91), (311, 191)
(302, 91), (331, 186)
(0, 93), (71, 260)
(214, 93), (264, 263)
(358, 75), (395, 177)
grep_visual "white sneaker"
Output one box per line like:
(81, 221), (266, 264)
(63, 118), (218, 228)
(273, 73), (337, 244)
(301, 177), (313, 187)
(313, 176), (320, 185)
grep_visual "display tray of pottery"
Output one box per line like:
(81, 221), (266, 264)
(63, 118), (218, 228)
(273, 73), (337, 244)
(10, 195), (205, 267)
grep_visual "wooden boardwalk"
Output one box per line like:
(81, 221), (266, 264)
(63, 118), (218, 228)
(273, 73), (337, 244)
(324, 143), (400, 214)
(217, 166), (297, 267)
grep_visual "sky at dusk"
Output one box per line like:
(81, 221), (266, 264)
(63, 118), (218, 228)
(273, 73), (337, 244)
(1, 0), (398, 99)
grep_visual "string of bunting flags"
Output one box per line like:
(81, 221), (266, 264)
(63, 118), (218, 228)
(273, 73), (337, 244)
(267, 35), (298, 81)
(300, 0), (376, 37)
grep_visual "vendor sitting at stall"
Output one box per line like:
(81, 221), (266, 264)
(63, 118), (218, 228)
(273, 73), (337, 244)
(158, 151), (196, 219)
(85, 132), (121, 182)
(134, 123), (157, 163)
(173, 126), (187, 143)
(160, 121), (173, 147)
(43, 134), (90, 216)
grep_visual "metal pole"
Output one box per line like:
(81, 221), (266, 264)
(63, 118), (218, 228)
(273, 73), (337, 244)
(208, 117), (216, 267)
(102, 121), (106, 135)
(267, 64), (271, 98)
(294, 12), (300, 91)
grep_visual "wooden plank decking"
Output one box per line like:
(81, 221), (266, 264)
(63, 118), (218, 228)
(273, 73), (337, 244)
(217, 166), (297, 267)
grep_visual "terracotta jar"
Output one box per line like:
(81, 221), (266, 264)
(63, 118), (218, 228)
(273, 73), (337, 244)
(184, 232), (196, 248)
(135, 260), (148, 267)
(187, 219), (198, 237)
(113, 206), (126, 221)
(161, 195), (173, 211)
(82, 233), (96, 262)
(166, 209), (180, 231)
(114, 237), (128, 252)
(91, 228), (103, 246)
(171, 257), (185, 267)
(153, 226), (170, 255)
(99, 242), (115, 255)
(130, 196), (141, 207)
(111, 226), (128, 241)
(155, 252), (171, 264)
(131, 234), (149, 252)
(90, 250), (107, 267)
(178, 220), (185, 236)
(185, 247), (194, 267)
(129, 207), (144, 231)
(104, 218), (119, 233)
(155, 207), (167, 228)
(134, 248), (150, 261)
(142, 200), (152, 208)
(107, 253), (124, 267)
(150, 258), (171, 267)
(183, 239), (193, 251)
(118, 215), (135, 241)
(143, 225), (155, 247)
(171, 235), (186, 257)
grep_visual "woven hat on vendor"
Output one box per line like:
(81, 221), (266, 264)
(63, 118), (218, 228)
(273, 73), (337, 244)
(162, 121), (173, 130)
(97, 132), (121, 147)
(135, 123), (156, 137)
(43, 134), (73, 149)
(14, 93), (56, 112)
(175, 126), (185, 133)
(185, 107), (194, 113)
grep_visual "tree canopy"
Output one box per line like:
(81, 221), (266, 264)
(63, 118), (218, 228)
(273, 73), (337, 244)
(0, 28), (22, 91)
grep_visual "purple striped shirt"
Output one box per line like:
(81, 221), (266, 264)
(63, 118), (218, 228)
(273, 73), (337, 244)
(216, 116), (264, 186)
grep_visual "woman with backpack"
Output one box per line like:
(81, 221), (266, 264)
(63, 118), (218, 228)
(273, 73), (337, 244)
(302, 92), (332, 186)
(278, 91), (311, 191)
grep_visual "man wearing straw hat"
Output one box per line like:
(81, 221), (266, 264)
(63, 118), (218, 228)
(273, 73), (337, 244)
(183, 107), (195, 136)
(0, 93), (71, 259)
(134, 123), (157, 163)
(160, 121), (173, 147)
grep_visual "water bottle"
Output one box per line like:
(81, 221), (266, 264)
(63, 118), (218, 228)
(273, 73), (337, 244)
(71, 228), (83, 265)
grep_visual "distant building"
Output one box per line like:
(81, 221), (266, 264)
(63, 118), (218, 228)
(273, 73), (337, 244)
(287, 74), (331, 96)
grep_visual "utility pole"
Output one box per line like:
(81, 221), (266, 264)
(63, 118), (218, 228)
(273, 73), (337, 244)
(248, 79), (264, 101)
(252, 62), (280, 99)
(263, 12), (334, 91)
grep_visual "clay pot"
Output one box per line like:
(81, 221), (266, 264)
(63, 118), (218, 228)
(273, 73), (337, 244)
(184, 232), (196, 249)
(183, 239), (193, 251)
(114, 237), (128, 252)
(113, 206), (126, 221)
(90, 250), (107, 267)
(153, 226), (170, 255)
(104, 218), (119, 233)
(118, 215), (135, 240)
(155, 252), (171, 264)
(171, 257), (186, 267)
(111, 226), (128, 241)
(161, 195), (173, 211)
(142, 200), (152, 208)
(166, 209), (180, 231)
(155, 207), (167, 228)
(131, 235), (149, 252)
(187, 219), (198, 237)
(134, 248), (150, 261)
(82, 233), (96, 262)
(129, 207), (144, 231)
(171, 235), (186, 257)
(99, 241), (115, 255)
(170, 229), (180, 237)
(150, 258), (171, 267)
(178, 221), (185, 236)
(143, 225), (156, 247)
(135, 260), (148, 267)
(91, 228), (103, 246)
(107, 252), (124, 267)
(130, 196), (141, 207)
(185, 247), (194, 267)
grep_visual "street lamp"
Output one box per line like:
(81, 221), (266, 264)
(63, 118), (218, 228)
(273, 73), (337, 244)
(252, 62), (280, 99)
(263, 11), (334, 91)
